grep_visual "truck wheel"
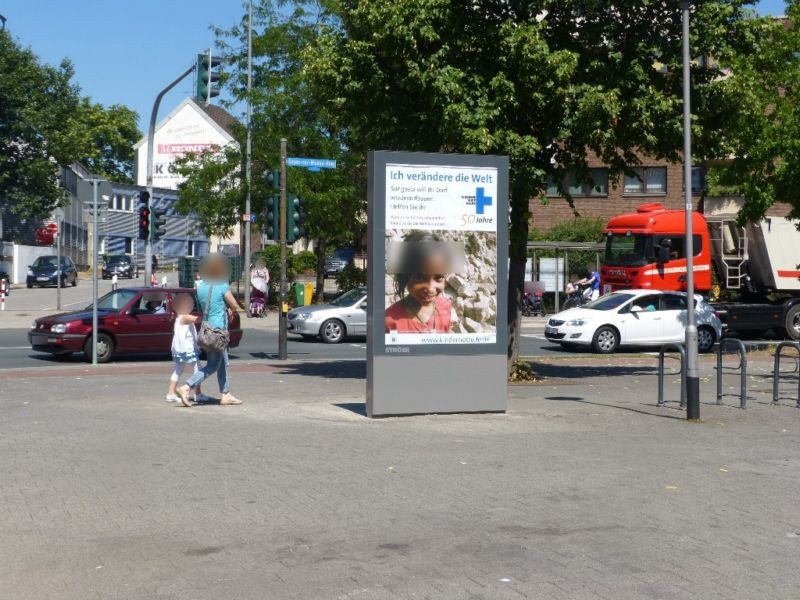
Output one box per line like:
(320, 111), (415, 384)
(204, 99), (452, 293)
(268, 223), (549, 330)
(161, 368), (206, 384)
(697, 326), (716, 353)
(592, 326), (618, 354)
(785, 305), (800, 341)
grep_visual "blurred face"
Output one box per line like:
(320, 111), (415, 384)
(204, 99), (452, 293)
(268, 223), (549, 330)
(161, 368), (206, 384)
(175, 295), (193, 314)
(406, 254), (447, 307)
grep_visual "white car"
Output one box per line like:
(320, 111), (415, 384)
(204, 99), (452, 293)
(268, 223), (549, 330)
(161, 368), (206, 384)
(544, 290), (722, 354)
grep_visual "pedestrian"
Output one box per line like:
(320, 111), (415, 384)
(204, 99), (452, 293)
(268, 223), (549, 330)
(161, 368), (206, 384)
(177, 253), (243, 407)
(152, 254), (158, 274)
(165, 293), (204, 403)
(576, 268), (601, 301)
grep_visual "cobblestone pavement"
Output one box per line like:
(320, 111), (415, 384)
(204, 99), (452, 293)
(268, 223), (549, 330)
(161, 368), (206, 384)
(1, 354), (799, 599)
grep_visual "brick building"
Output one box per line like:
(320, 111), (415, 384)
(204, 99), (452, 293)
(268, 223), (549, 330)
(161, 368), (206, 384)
(530, 152), (703, 232)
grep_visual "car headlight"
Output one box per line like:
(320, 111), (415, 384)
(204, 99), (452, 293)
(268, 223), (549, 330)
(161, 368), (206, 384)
(566, 318), (587, 327)
(30, 321), (37, 330)
(27, 269), (34, 276)
(295, 313), (313, 320)
(50, 324), (67, 334)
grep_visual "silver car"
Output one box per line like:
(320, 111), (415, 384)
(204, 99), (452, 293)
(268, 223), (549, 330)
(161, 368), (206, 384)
(287, 286), (367, 343)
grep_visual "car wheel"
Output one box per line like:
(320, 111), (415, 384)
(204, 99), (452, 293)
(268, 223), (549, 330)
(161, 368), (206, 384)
(71, 274), (77, 287)
(785, 304), (800, 341)
(592, 326), (619, 354)
(83, 332), (114, 363)
(697, 326), (716, 353)
(320, 319), (345, 344)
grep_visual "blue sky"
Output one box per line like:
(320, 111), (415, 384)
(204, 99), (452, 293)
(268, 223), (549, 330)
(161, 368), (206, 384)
(1, 0), (789, 132)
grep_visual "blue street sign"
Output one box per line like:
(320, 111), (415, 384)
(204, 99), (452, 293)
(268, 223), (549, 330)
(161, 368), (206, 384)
(250, 214), (257, 223)
(287, 157), (337, 171)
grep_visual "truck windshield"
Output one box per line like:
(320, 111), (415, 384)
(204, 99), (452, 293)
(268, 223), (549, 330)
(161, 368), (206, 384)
(604, 234), (653, 267)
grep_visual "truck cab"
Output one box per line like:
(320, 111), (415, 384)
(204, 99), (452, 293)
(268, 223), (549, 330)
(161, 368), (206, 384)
(601, 203), (712, 294)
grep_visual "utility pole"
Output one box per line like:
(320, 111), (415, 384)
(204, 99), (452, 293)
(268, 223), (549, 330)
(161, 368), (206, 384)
(90, 178), (100, 365)
(244, 0), (253, 312)
(56, 206), (64, 310)
(682, 0), (700, 420)
(279, 138), (288, 360)
(145, 63), (196, 287)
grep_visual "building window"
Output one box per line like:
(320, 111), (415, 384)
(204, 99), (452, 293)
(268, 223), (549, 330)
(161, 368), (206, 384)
(691, 166), (704, 195)
(624, 167), (667, 195)
(187, 241), (195, 257)
(109, 194), (132, 212)
(124, 238), (133, 255)
(547, 168), (608, 197)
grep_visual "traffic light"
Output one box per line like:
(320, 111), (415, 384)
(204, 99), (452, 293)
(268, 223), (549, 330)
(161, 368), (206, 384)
(287, 195), (306, 242)
(151, 208), (167, 241)
(138, 191), (151, 240)
(195, 51), (221, 103)
(265, 169), (280, 190)
(265, 195), (280, 241)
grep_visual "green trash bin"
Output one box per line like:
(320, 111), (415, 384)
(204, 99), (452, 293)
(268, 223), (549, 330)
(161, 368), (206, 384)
(293, 282), (305, 306)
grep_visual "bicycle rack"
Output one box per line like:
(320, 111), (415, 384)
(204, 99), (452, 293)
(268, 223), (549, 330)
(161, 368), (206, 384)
(716, 338), (748, 409)
(658, 343), (686, 408)
(772, 341), (800, 408)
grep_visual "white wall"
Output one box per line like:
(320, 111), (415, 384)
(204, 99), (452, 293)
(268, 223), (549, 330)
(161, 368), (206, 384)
(4, 244), (57, 284)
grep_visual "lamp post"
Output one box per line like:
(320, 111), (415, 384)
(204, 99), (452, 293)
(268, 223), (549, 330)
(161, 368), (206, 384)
(682, 0), (700, 420)
(244, 0), (253, 312)
(0, 14), (7, 30)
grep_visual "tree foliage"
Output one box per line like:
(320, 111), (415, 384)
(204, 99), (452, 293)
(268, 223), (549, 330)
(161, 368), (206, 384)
(304, 0), (764, 362)
(0, 30), (140, 221)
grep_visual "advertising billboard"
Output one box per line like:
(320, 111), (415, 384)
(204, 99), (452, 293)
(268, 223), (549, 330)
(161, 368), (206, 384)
(367, 151), (509, 417)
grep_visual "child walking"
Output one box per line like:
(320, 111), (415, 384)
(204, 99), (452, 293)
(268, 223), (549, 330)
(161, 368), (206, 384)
(166, 293), (203, 403)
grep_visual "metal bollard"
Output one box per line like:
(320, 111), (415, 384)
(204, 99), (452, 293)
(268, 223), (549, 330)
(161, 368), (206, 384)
(111, 274), (118, 291)
(716, 338), (748, 409)
(0, 278), (5, 311)
(772, 341), (800, 408)
(658, 343), (686, 408)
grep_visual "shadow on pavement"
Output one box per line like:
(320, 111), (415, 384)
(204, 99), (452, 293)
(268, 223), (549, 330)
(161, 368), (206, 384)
(273, 360), (366, 380)
(544, 396), (684, 420)
(531, 362), (657, 379)
(334, 402), (367, 416)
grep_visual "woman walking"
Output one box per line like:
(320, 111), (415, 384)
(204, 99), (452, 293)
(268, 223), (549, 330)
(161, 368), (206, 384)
(177, 253), (243, 407)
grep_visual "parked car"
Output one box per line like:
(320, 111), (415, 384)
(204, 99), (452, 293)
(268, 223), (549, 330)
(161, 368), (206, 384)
(324, 247), (356, 277)
(28, 287), (243, 363)
(102, 255), (138, 279)
(26, 255), (78, 288)
(287, 286), (367, 343)
(544, 289), (722, 354)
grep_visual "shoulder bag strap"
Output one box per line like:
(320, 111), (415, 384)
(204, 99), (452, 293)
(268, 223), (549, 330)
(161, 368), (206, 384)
(203, 285), (214, 319)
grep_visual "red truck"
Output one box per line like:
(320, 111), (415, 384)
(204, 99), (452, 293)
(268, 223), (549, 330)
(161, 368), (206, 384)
(601, 199), (800, 341)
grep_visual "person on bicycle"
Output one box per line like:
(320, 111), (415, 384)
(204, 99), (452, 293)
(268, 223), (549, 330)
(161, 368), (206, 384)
(576, 269), (601, 301)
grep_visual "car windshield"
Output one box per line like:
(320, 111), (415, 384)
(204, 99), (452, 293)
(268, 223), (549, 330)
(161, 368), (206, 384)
(604, 234), (653, 267)
(330, 287), (365, 307)
(92, 289), (139, 311)
(582, 292), (635, 311)
(33, 257), (58, 267)
(329, 248), (354, 260)
(106, 256), (128, 264)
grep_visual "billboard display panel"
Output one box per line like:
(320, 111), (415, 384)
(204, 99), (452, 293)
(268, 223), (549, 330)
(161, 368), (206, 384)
(367, 151), (509, 416)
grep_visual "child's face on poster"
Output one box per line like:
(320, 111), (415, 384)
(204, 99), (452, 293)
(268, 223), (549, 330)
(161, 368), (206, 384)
(406, 255), (447, 306)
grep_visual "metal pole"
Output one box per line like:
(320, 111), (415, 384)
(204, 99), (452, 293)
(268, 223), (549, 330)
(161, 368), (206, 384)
(682, 0), (700, 420)
(146, 63), (195, 287)
(56, 211), (61, 310)
(279, 138), (288, 360)
(91, 180), (99, 365)
(554, 247), (560, 313)
(244, 0), (253, 313)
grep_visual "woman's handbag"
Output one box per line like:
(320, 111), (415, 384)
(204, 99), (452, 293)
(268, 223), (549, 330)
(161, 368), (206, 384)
(197, 285), (230, 353)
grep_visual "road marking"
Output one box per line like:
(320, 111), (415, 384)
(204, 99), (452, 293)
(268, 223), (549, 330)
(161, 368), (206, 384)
(522, 334), (547, 340)
(39, 301), (88, 312)
(0, 346), (31, 350)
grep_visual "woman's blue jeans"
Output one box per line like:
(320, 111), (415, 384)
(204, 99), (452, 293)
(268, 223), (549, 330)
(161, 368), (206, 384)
(186, 349), (229, 394)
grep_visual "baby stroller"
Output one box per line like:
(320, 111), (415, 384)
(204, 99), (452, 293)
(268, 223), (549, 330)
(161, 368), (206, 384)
(248, 271), (268, 318)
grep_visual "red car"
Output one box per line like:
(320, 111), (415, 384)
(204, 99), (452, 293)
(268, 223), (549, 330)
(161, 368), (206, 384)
(28, 287), (243, 363)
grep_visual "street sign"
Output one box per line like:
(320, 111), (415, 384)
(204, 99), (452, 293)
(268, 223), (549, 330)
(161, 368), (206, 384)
(77, 179), (113, 205)
(241, 214), (257, 223)
(286, 157), (336, 171)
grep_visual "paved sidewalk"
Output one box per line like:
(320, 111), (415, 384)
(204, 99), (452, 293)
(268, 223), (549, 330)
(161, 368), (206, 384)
(1, 355), (798, 599)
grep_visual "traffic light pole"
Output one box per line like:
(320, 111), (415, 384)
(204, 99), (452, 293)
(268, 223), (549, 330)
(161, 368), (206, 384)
(145, 63), (196, 287)
(279, 139), (288, 360)
(682, 0), (700, 421)
(244, 0), (253, 314)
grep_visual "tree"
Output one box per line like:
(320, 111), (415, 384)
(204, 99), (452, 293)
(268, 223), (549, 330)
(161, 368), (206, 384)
(0, 31), (141, 221)
(304, 0), (764, 365)
(174, 0), (364, 299)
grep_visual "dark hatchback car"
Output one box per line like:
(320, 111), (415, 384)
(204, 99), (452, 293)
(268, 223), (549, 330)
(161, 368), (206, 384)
(28, 287), (243, 363)
(102, 255), (139, 279)
(26, 255), (78, 288)
(324, 247), (356, 276)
